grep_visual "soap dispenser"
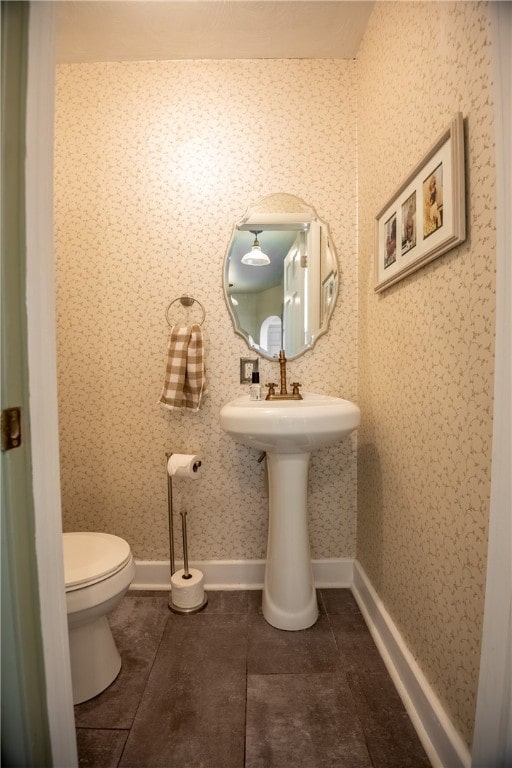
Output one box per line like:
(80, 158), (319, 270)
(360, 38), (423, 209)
(249, 371), (262, 400)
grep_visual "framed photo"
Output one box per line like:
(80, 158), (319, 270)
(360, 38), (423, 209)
(375, 112), (465, 293)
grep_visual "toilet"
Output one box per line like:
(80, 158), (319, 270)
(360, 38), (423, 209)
(63, 531), (136, 705)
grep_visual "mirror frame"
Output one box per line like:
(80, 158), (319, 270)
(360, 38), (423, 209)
(223, 194), (339, 361)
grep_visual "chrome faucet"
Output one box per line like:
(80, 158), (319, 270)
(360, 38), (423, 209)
(265, 349), (303, 400)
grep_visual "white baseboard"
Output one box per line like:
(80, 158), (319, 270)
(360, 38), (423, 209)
(131, 557), (354, 591)
(352, 560), (471, 768)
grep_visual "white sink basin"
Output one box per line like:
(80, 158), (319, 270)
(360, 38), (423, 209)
(220, 391), (360, 631)
(220, 392), (360, 454)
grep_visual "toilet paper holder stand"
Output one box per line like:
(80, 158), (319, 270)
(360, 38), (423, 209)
(166, 452), (208, 614)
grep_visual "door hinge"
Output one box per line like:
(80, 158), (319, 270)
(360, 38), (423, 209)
(1, 407), (22, 451)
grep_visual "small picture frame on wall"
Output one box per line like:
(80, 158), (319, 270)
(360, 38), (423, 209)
(374, 112), (466, 293)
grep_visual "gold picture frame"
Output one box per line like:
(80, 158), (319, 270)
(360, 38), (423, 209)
(375, 112), (466, 293)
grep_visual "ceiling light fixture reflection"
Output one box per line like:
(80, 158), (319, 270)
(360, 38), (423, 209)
(241, 230), (270, 266)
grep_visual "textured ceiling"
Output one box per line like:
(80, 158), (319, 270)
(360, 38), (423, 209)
(56, 1), (374, 62)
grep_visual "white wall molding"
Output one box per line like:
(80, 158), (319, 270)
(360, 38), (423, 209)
(352, 561), (471, 768)
(132, 557), (354, 591)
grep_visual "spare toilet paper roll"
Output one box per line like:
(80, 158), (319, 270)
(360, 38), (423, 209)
(167, 453), (202, 478)
(171, 568), (205, 609)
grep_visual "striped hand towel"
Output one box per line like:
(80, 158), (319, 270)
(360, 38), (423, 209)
(158, 323), (206, 412)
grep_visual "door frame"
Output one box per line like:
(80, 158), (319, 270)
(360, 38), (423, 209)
(471, 3), (512, 763)
(23, 2), (77, 765)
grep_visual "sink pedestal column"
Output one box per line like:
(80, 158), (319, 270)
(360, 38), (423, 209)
(262, 452), (318, 631)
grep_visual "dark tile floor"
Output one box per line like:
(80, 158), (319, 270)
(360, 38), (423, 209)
(74, 589), (431, 768)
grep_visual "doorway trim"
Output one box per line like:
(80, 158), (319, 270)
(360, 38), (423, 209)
(25, 3), (77, 765)
(471, 3), (512, 764)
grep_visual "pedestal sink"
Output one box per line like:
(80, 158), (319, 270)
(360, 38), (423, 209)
(220, 393), (360, 631)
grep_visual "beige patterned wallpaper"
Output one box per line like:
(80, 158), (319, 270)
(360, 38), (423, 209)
(55, 6), (497, 748)
(356, 1), (495, 748)
(54, 59), (358, 562)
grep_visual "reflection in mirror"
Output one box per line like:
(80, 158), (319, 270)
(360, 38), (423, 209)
(223, 194), (338, 360)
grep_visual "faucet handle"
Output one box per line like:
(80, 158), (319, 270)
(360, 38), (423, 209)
(266, 382), (277, 396)
(291, 382), (302, 395)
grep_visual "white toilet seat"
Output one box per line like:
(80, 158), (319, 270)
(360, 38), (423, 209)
(63, 532), (132, 590)
(63, 531), (135, 704)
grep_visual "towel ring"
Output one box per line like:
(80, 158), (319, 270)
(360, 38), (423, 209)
(166, 294), (206, 328)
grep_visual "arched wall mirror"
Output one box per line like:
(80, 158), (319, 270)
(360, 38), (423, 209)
(223, 194), (339, 360)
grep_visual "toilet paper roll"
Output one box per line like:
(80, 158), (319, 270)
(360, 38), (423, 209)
(167, 454), (202, 478)
(171, 568), (205, 609)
